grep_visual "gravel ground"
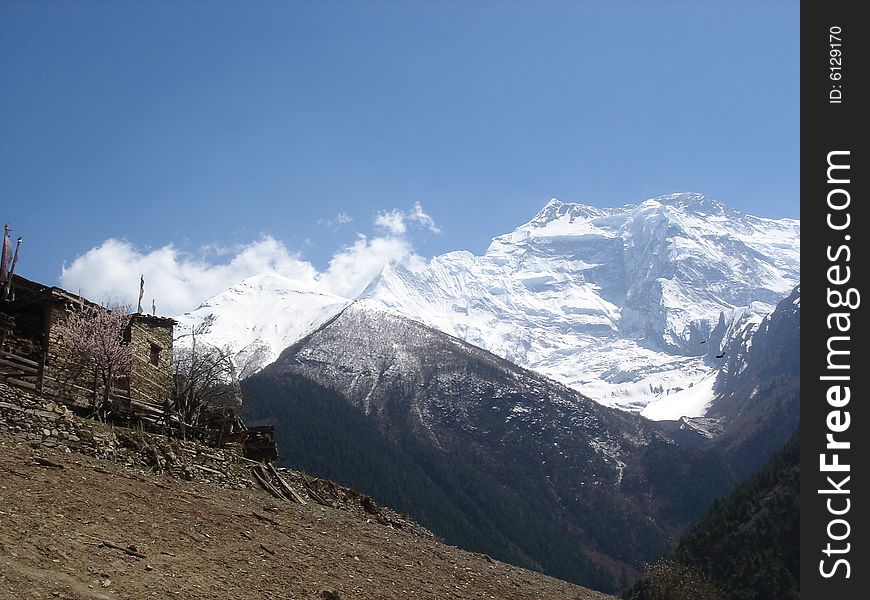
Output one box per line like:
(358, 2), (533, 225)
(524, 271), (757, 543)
(0, 430), (614, 600)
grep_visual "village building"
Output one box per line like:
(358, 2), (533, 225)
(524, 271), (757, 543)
(1, 273), (277, 460)
(0, 274), (175, 417)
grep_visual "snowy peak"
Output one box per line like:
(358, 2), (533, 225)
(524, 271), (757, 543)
(523, 197), (616, 230)
(494, 200), (617, 247)
(503, 193), (734, 244)
(652, 192), (730, 215)
(200, 272), (346, 312)
(361, 193), (799, 414)
(176, 193), (799, 418)
(175, 272), (350, 377)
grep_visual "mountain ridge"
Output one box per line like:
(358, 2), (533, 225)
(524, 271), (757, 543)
(178, 192), (799, 420)
(242, 300), (736, 592)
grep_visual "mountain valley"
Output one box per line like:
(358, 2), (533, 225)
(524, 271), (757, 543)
(171, 193), (800, 593)
(241, 301), (737, 591)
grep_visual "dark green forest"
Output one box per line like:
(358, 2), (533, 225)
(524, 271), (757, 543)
(241, 371), (616, 591)
(623, 429), (799, 600)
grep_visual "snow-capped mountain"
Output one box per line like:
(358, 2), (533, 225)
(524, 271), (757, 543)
(361, 193), (799, 414)
(653, 284), (800, 469)
(244, 300), (735, 591)
(175, 272), (350, 377)
(177, 193), (799, 417)
(706, 285), (801, 478)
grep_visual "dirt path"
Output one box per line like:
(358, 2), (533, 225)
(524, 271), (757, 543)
(0, 431), (613, 600)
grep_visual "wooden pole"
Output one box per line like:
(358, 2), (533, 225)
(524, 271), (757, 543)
(36, 349), (46, 395)
(4, 237), (21, 300)
(266, 462), (307, 505)
(1, 224), (9, 294)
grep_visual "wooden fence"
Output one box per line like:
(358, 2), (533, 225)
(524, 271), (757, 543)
(0, 350), (42, 392)
(0, 347), (270, 457)
(1, 348), (133, 412)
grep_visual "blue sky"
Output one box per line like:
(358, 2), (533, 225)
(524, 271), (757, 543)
(1, 1), (799, 314)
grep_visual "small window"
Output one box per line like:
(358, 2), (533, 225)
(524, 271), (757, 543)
(149, 343), (161, 366)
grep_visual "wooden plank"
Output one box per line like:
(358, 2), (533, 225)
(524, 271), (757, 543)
(0, 366), (36, 374)
(0, 374), (38, 381)
(89, 538), (147, 559)
(36, 351), (46, 395)
(0, 360), (38, 375)
(0, 356), (39, 370)
(0, 351), (39, 368)
(299, 478), (330, 506)
(251, 466), (288, 502)
(129, 401), (165, 417)
(196, 451), (225, 462)
(5, 377), (37, 391)
(193, 464), (225, 477)
(0, 362), (38, 372)
(0, 373), (37, 381)
(266, 463), (307, 505)
(0, 354), (37, 366)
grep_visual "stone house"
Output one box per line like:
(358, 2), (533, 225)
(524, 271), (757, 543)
(126, 312), (175, 408)
(0, 274), (175, 415)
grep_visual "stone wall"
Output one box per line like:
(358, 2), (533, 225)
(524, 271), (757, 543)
(0, 379), (433, 538)
(42, 303), (100, 409)
(0, 379), (255, 488)
(2, 278), (176, 413)
(128, 316), (174, 408)
(0, 380), (84, 453)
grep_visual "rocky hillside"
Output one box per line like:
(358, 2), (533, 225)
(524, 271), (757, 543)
(243, 302), (735, 592)
(0, 382), (612, 600)
(653, 285), (800, 479)
(706, 286), (800, 478)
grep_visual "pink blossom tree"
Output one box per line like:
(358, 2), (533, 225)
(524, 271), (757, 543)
(54, 302), (133, 417)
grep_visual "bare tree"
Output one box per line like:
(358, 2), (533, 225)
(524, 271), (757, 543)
(172, 328), (241, 427)
(235, 339), (271, 380)
(627, 558), (725, 600)
(54, 302), (133, 418)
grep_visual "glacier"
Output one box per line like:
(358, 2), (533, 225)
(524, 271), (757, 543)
(176, 192), (799, 418)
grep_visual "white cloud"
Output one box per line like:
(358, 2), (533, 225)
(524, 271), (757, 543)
(375, 202), (441, 236)
(60, 237), (319, 316)
(374, 209), (407, 236)
(60, 225), (427, 316)
(319, 210), (354, 229)
(318, 234), (417, 298)
(409, 201), (442, 234)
